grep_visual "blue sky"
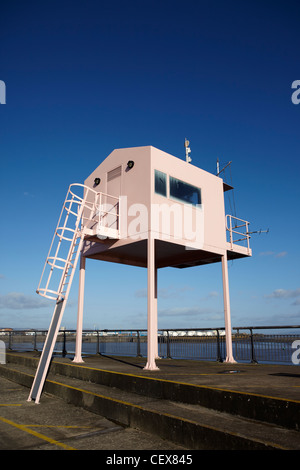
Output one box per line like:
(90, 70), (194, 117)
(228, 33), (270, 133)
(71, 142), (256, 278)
(0, 0), (299, 331)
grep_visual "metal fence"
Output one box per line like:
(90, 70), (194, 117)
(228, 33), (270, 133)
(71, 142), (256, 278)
(1, 325), (300, 365)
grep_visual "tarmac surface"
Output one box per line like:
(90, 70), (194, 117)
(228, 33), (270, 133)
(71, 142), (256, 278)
(0, 352), (300, 452)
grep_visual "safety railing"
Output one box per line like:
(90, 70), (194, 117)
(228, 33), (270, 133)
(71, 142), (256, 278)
(65, 183), (120, 239)
(36, 184), (120, 300)
(2, 325), (300, 365)
(84, 190), (120, 239)
(226, 215), (250, 253)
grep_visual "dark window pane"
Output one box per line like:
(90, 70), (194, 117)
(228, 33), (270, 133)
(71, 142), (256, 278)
(169, 176), (201, 206)
(155, 170), (167, 197)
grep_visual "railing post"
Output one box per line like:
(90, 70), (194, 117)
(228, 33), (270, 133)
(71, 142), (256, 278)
(99, 192), (102, 226)
(166, 331), (172, 359)
(62, 331), (67, 357)
(246, 221), (250, 254)
(136, 330), (142, 357)
(229, 215), (233, 249)
(8, 331), (12, 351)
(234, 328), (240, 361)
(216, 329), (223, 362)
(97, 331), (102, 355)
(33, 331), (38, 352)
(249, 328), (258, 364)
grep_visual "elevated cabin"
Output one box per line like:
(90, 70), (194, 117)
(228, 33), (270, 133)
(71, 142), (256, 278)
(81, 146), (251, 269)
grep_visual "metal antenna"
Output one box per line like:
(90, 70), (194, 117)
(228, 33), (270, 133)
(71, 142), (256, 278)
(216, 160), (232, 176)
(184, 138), (192, 163)
(247, 228), (269, 236)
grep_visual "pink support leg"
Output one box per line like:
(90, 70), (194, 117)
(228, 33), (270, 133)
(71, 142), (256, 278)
(222, 251), (236, 363)
(144, 236), (159, 371)
(154, 267), (160, 359)
(73, 255), (86, 363)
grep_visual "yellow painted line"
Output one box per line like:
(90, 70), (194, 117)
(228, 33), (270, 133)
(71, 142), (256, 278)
(28, 425), (91, 429)
(0, 415), (77, 450)
(0, 404), (22, 407)
(156, 373), (223, 376)
(50, 377), (145, 408)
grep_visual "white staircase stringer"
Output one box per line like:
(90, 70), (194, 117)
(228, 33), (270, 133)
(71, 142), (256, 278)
(28, 233), (85, 404)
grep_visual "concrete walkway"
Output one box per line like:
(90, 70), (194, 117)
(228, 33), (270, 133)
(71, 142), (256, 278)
(0, 352), (300, 450)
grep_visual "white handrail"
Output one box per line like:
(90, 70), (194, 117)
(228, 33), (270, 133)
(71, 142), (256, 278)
(36, 183), (120, 300)
(226, 215), (250, 253)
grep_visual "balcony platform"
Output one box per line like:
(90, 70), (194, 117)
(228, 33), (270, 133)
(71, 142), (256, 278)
(82, 238), (251, 269)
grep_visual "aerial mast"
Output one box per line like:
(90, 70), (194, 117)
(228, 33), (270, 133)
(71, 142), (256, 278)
(184, 138), (192, 163)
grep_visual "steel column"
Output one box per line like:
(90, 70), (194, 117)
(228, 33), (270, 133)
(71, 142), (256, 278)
(73, 254), (86, 363)
(144, 235), (159, 370)
(221, 251), (236, 363)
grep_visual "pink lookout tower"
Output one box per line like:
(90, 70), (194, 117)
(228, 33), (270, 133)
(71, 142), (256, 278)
(28, 144), (251, 403)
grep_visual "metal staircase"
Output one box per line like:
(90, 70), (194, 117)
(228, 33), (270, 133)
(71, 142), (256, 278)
(28, 183), (120, 403)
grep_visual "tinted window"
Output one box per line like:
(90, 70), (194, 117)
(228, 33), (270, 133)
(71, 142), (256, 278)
(169, 176), (201, 206)
(155, 170), (167, 197)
